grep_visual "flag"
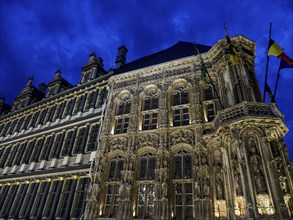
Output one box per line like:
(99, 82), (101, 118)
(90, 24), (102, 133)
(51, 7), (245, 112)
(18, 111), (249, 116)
(224, 24), (239, 65)
(195, 47), (208, 84)
(279, 57), (293, 70)
(268, 39), (293, 65)
(265, 82), (275, 102)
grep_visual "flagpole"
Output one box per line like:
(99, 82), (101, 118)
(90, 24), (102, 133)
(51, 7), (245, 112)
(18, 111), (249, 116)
(263, 23), (272, 102)
(273, 68), (280, 103)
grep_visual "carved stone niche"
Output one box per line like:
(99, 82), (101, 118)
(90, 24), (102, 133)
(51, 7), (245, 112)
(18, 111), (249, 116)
(136, 133), (159, 151)
(108, 137), (128, 152)
(169, 129), (194, 147)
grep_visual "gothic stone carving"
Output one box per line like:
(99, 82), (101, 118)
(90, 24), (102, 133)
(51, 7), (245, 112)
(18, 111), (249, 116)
(169, 129), (194, 147)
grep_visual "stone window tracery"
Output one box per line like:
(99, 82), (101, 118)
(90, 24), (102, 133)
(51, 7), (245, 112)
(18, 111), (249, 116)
(114, 97), (131, 134)
(171, 86), (190, 127)
(203, 84), (217, 122)
(142, 92), (159, 130)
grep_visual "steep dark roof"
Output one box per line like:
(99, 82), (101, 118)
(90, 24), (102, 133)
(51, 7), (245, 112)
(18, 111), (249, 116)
(116, 41), (211, 74)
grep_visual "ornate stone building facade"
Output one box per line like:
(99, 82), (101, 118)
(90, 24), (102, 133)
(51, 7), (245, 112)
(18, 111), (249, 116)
(0, 53), (110, 219)
(0, 35), (292, 220)
(85, 36), (292, 220)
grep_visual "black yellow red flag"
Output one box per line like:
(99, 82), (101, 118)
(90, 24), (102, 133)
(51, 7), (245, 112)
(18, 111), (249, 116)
(268, 39), (293, 65)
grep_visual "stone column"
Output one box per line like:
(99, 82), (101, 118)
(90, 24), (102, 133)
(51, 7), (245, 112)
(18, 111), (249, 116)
(260, 137), (289, 218)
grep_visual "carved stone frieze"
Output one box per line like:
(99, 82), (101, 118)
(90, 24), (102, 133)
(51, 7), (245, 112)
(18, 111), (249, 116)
(169, 129), (194, 147)
(136, 133), (159, 150)
(107, 137), (128, 152)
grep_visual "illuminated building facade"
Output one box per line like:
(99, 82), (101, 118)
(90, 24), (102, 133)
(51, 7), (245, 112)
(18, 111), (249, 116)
(0, 54), (109, 219)
(0, 36), (292, 220)
(85, 36), (292, 220)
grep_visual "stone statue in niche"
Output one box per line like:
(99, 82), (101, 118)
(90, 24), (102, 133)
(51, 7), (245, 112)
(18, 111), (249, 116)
(248, 139), (259, 156)
(201, 152), (207, 166)
(216, 176), (224, 200)
(280, 177), (288, 194)
(194, 180), (200, 198)
(235, 172), (243, 195)
(254, 168), (267, 194)
(203, 177), (210, 198)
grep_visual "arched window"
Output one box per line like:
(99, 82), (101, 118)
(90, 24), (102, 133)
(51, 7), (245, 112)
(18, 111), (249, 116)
(114, 97), (131, 134)
(172, 86), (190, 127)
(108, 156), (124, 181)
(205, 85), (214, 100)
(142, 92), (159, 130)
(117, 97), (131, 115)
(104, 155), (124, 217)
(137, 153), (156, 219)
(173, 150), (193, 219)
(173, 149), (192, 179)
(173, 86), (189, 106)
(138, 153), (156, 180)
(203, 84), (217, 122)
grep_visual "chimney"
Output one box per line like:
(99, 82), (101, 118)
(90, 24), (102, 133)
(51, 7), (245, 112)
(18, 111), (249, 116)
(38, 83), (48, 93)
(88, 52), (96, 63)
(96, 57), (104, 68)
(115, 45), (128, 68)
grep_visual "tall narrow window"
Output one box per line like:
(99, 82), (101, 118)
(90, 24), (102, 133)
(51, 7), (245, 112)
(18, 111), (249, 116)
(40, 135), (54, 161)
(14, 142), (27, 165)
(9, 183), (29, 219)
(30, 111), (40, 128)
(174, 183), (193, 220)
(0, 184), (19, 218)
(22, 114), (32, 130)
(205, 85), (214, 100)
(0, 147), (11, 168)
(7, 119), (17, 135)
(15, 117), (24, 132)
(108, 156), (124, 181)
(5, 144), (19, 167)
(71, 178), (90, 218)
(44, 105), (56, 123)
(138, 153), (156, 180)
(137, 152), (156, 219)
(42, 180), (63, 219)
(63, 98), (76, 117)
(30, 181), (50, 219)
(84, 90), (98, 110)
(142, 92), (159, 130)
(50, 132), (65, 159)
(174, 150), (192, 179)
(56, 179), (77, 219)
(30, 137), (45, 163)
(61, 129), (77, 156)
(21, 140), (36, 164)
(73, 126), (89, 154)
(86, 124), (100, 151)
(97, 87), (108, 107)
(19, 182), (39, 219)
(53, 102), (66, 121)
(114, 97), (131, 134)
(104, 184), (119, 217)
(38, 108), (48, 125)
(172, 86), (190, 127)
(73, 95), (86, 114)
(0, 185), (10, 210)
(203, 84), (217, 122)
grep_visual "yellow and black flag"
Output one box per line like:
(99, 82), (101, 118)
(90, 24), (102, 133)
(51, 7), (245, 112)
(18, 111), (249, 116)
(224, 24), (239, 65)
(268, 39), (293, 65)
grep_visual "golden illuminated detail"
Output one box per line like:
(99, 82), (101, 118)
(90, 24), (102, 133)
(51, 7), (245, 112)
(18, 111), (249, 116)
(59, 177), (64, 181)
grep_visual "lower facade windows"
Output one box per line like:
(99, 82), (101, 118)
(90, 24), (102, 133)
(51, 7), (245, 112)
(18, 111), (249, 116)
(174, 182), (194, 220)
(137, 183), (155, 219)
(104, 184), (120, 218)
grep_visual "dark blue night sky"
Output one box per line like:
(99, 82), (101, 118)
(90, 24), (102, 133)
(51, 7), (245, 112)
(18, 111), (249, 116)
(0, 0), (292, 160)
